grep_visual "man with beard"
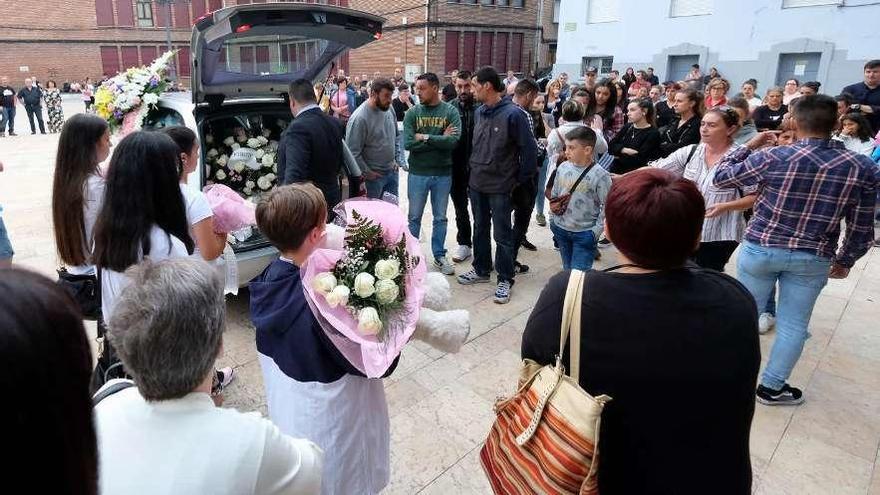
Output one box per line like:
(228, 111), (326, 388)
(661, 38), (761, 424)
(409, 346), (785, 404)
(448, 70), (478, 263)
(346, 78), (399, 199)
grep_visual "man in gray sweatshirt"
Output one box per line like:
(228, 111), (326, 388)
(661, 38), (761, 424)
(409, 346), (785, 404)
(346, 79), (399, 199)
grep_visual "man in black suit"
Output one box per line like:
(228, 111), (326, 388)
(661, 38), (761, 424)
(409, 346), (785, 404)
(278, 78), (347, 220)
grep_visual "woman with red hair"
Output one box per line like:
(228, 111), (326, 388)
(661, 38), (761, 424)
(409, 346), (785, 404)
(521, 168), (760, 494)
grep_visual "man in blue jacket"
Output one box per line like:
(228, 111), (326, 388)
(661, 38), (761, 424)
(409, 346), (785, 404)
(456, 66), (537, 304)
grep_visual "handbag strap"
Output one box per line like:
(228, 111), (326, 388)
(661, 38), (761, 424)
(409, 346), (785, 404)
(558, 269), (586, 381)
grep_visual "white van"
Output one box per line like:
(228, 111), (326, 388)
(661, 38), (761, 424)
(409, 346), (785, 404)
(143, 3), (384, 286)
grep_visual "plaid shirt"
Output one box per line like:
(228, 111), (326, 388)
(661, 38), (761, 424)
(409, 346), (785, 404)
(602, 106), (625, 142)
(714, 138), (878, 268)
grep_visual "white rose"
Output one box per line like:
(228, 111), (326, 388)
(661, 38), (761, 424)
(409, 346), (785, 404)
(374, 279), (399, 305)
(255, 149), (265, 159)
(233, 162), (245, 173)
(243, 187), (252, 196)
(231, 143), (241, 151)
(353, 272), (376, 298)
(374, 259), (401, 280)
(217, 155), (228, 166)
(215, 169), (227, 180)
(245, 180), (255, 189)
(247, 137), (261, 149)
(312, 272), (337, 295)
(261, 153), (275, 166)
(223, 136), (235, 147)
(325, 285), (350, 308)
(357, 307), (383, 336)
(257, 135), (269, 145)
(257, 175), (273, 191)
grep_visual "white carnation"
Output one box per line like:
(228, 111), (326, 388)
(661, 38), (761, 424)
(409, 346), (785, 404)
(257, 175), (273, 190)
(223, 136), (235, 147)
(261, 153), (275, 166)
(217, 155), (228, 166)
(233, 162), (245, 173)
(255, 149), (265, 159)
(231, 143), (241, 151)
(257, 135), (269, 145)
(245, 180), (255, 189)
(206, 148), (219, 158)
(215, 169), (227, 180)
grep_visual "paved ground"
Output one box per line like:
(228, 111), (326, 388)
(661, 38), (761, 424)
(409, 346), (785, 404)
(2, 96), (880, 494)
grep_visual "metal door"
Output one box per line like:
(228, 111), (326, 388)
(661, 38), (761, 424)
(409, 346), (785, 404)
(667, 55), (699, 82)
(776, 53), (821, 85)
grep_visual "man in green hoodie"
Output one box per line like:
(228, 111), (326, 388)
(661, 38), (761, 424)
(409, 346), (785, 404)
(404, 72), (462, 275)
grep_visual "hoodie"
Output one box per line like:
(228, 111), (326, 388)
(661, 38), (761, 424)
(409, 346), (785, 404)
(249, 258), (368, 383)
(468, 96), (538, 194)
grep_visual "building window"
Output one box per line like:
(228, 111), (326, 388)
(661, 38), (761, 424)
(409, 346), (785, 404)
(136, 0), (154, 27)
(582, 56), (613, 76)
(587, 0), (620, 23)
(95, 0), (115, 26)
(669, 0), (712, 17)
(782, 0), (838, 7)
(553, 0), (561, 22)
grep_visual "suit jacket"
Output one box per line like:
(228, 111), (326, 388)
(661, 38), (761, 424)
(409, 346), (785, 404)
(277, 107), (344, 211)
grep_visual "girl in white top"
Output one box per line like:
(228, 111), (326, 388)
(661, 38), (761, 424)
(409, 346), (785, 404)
(834, 112), (876, 156)
(740, 80), (764, 113)
(161, 126), (227, 261)
(546, 100), (608, 178)
(93, 131), (195, 321)
(51, 114), (112, 276)
(650, 107), (757, 271)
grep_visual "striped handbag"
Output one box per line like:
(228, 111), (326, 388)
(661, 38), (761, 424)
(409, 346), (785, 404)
(479, 270), (611, 494)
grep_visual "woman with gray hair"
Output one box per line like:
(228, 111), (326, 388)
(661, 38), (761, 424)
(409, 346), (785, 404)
(94, 258), (323, 495)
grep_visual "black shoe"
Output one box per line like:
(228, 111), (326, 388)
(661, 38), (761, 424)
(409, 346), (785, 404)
(598, 238), (612, 247)
(40, 131), (47, 135)
(31, 131), (36, 135)
(756, 384), (804, 406)
(514, 261), (530, 274)
(8, 132), (16, 136)
(520, 238), (537, 252)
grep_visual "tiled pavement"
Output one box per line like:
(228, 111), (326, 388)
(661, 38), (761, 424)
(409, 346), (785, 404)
(2, 97), (879, 494)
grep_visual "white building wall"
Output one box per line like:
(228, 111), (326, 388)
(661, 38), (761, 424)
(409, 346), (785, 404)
(554, 0), (880, 95)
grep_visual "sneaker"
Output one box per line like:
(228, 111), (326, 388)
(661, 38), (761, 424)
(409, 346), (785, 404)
(515, 261), (530, 274)
(535, 213), (547, 227)
(433, 257), (455, 275)
(758, 313), (776, 334)
(452, 245), (472, 263)
(756, 384), (804, 406)
(212, 367), (236, 396)
(598, 238), (612, 248)
(457, 269), (490, 285)
(520, 238), (537, 252)
(494, 280), (512, 304)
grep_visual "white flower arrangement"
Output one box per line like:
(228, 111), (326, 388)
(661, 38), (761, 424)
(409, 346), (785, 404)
(203, 123), (286, 201)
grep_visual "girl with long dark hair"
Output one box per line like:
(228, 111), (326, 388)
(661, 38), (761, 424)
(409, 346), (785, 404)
(835, 112), (876, 155)
(52, 114), (111, 274)
(659, 87), (703, 157)
(608, 98), (661, 174)
(160, 126), (227, 261)
(594, 79), (624, 141)
(1, 269), (98, 495)
(93, 131), (194, 321)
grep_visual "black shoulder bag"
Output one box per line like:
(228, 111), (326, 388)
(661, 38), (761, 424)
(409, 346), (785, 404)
(56, 267), (101, 320)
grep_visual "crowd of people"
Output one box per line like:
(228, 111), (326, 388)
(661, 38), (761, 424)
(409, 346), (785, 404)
(1, 56), (879, 494)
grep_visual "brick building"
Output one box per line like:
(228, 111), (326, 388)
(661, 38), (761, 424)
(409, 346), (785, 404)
(0, 0), (558, 86)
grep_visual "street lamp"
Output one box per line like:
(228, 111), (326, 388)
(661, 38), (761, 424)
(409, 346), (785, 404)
(153, 0), (191, 82)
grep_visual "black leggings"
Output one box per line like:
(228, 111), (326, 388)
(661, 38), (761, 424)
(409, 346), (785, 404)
(694, 241), (739, 272)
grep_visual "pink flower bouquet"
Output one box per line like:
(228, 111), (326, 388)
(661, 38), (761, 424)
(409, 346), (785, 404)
(302, 199), (426, 377)
(203, 183), (256, 233)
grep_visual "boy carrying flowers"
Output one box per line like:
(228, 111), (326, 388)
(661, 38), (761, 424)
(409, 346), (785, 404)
(249, 184), (395, 495)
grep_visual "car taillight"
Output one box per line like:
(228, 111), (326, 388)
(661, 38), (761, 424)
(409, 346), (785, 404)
(373, 32), (382, 40)
(235, 24), (252, 34)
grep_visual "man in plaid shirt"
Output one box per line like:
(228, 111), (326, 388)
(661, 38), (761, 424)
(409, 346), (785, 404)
(714, 94), (878, 406)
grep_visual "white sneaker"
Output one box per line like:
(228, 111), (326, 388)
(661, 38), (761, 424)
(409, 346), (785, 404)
(434, 257), (455, 275)
(452, 245), (472, 263)
(758, 313), (776, 334)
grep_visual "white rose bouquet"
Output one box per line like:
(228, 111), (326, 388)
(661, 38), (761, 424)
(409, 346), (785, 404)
(301, 199), (435, 378)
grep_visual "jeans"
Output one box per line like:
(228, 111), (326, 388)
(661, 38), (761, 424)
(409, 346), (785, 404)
(0, 106), (14, 133)
(0, 213), (13, 259)
(550, 223), (596, 271)
(736, 241), (831, 390)
(764, 286), (777, 315)
(534, 157), (549, 217)
(364, 168), (399, 200)
(470, 190), (515, 283)
(512, 177), (537, 261)
(450, 161), (471, 247)
(407, 174), (452, 260)
(394, 130), (407, 170)
(25, 105), (45, 134)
